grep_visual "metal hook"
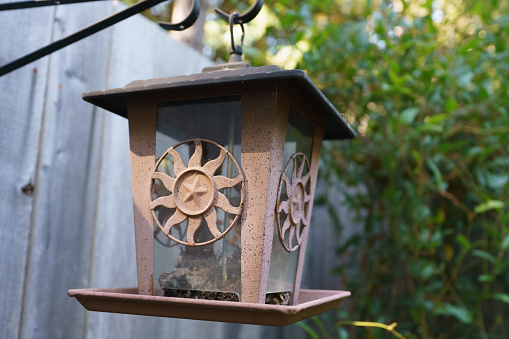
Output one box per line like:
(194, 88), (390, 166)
(229, 12), (245, 56)
(215, 0), (263, 25)
(226, 12), (245, 63)
(159, 0), (200, 31)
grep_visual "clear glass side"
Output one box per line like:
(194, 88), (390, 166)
(152, 96), (242, 301)
(267, 105), (315, 304)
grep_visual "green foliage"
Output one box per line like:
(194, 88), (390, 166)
(238, 0), (509, 338)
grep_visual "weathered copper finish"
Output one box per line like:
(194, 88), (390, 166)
(68, 288), (350, 326)
(292, 126), (324, 304)
(128, 103), (156, 296)
(150, 138), (245, 247)
(276, 153), (311, 252)
(239, 92), (288, 303)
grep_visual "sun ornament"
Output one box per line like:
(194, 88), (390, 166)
(150, 138), (245, 246)
(275, 153), (312, 252)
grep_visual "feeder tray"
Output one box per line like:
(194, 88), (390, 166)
(68, 288), (350, 326)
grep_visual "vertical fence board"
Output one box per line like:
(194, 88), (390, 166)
(14, 3), (115, 339)
(0, 4), (56, 339)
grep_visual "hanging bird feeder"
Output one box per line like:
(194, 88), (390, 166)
(68, 0), (355, 326)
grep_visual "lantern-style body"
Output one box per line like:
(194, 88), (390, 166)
(70, 65), (355, 324)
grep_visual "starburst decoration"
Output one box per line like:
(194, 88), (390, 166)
(276, 153), (312, 252)
(150, 139), (245, 246)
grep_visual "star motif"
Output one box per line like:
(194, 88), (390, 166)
(182, 175), (209, 207)
(292, 200), (301, 213)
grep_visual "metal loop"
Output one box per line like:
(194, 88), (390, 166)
(215, 0), (263, 25)
(158, 0), (200, 31)
(229, 12), (244, 55)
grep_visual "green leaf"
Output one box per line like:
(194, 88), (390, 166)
(458, 71), (474, 87)
(426, 114), (448, 124)
(492, 293), (509, 304)
(411, 150), (422, 164)
(445, 99), (457, 112)
(427, 159), (447, 190)
(400, 107), (420, 124)
(296, 321), (320, 339)
(472, 249), (496, 263)
(311, 316), (328, 337)
(486, 173), (509, 189)
(474, 200), (505, 214)
(389, 69), (405, 87)
(478, 274), (494, 282)
(456, 234), (471, 249)
(502, 234), (509, 250)
(417, 124), (444, 133)
(435, 303), (473, 324)
(501, 211), (509, 224)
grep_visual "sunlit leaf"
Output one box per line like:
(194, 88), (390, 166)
(426, 114), (449, 124)
(474, 200), (505, 214)
(492, 293), (509, 304)
(400, 107), (420, 124)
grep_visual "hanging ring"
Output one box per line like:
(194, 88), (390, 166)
(159, 0), (201, 31)
(229, 12), (244, 55)
(215, 0), (263, 25)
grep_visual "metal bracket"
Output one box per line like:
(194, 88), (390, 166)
(0, 0), (200, 77)
(214, 0), (263, 25)
(159, 0), (200, 31)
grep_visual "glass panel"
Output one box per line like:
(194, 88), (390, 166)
(267, 105), (315, 303)
(152, 96), (242, 301)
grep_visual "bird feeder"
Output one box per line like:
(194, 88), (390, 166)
(68, 63), (355, 326)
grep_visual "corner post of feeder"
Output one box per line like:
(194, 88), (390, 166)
(127, 102), (157, 295)
(240, 92), (289, 303)
(292, 125), (324, 304)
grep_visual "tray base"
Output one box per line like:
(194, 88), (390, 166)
(68, 287), (350, 326)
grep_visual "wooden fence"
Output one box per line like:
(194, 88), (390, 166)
(0, 2), (349, 338)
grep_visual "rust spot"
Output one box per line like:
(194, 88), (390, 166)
(58, 84), (63, 90)
(21, 183), (34, 196)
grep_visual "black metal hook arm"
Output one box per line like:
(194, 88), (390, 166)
(159, 0), (200, 31)
(215, 0), (263, 25)
(0, 0), (201, 77)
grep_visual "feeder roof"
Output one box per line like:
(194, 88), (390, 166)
(83, 65), (355, 140)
